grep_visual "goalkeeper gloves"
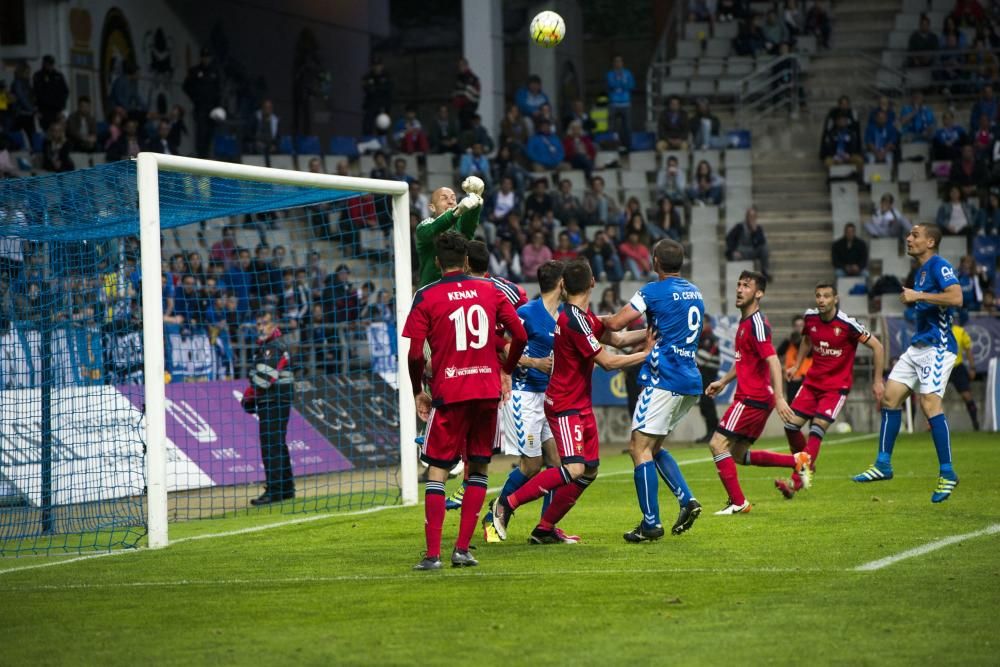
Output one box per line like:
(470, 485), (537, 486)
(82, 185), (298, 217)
(454, 193), (483, 216)
(461, 175), (485, 196)
(240, 386), (257, 414)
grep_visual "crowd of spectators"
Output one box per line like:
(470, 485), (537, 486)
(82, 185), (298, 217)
(905, 7), (1000, 95)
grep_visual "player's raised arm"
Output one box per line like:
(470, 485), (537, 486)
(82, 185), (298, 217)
(602, 301), (641, 333)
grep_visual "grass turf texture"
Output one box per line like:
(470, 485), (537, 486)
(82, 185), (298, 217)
(2, 432), (997, 666)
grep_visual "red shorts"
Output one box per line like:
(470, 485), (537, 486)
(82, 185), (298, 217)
(716, 400), (772, 443)
(791, 384), (848, 424)
(546, 410), (600, 466)
(422, 399), (499, 469)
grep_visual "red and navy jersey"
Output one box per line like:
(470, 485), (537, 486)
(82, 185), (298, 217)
(403, 272), (525, 406)
(489, 275), (528, 309)
(734, 309), (777, 406)
(545, 303), (605, 415)
(801, 308), (869, 392)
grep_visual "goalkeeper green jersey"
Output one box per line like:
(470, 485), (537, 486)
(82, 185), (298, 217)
(414, 206), (481, 287)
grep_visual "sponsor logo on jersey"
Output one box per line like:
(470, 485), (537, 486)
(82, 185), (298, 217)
(941, 266), (955, 280)
(444, 365), (492, 378)
(587, 334), (601, 351)
(816, 340), (843, 357)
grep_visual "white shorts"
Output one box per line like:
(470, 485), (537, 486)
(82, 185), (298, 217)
(501, 390), (552, 458)
(888, 345), (957, 398)
(631, 386), (699, 436)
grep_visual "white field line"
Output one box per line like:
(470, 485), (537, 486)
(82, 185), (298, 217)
(854, 524), (1000, 572)
(0, 433), (873, 576)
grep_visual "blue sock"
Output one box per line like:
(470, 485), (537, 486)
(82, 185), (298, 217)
(653, 449), (693, 506)
(928, 414), (955, 477)
(634, 461), (661, 528)
(499, 468), (530, 503)
(876, 408), (902, 467)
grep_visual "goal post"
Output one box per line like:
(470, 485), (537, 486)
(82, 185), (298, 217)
(136, 152), (416, 548)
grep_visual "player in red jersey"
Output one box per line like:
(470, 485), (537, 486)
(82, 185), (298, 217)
(490, 259), (650, 543)
(704, 270), (806, 515)
(403, 232), (527, 570)
(776, 282), (884, 498)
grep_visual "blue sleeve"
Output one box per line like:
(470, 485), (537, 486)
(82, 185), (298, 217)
(626, 70), (636, 91)
(605, 70), (615, 92)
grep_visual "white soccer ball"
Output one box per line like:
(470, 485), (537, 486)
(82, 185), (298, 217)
(375, 112), (392, 131)
(209, 106), (227, 122)
(832, 421), (853, 434)
(530, 11), (566, 48)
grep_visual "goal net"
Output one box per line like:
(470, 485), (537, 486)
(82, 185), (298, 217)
(0, 155), (416, 555)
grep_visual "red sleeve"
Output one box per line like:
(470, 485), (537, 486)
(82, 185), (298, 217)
(403, 301), (429, 395)
(566, 310), (603, 360)
(753, 322), (776, 359)
(497, 297), (527, 374)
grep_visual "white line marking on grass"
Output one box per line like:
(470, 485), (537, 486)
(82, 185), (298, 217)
(854, 524), (1000, 572)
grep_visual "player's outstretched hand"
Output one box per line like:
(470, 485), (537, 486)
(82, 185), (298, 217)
(454, 193), (483, 215)
(871, 379), (885, 405)
(415, 392), (432, 422)
(461, 175), (485, 196)
(705, 380), (723, 398)
(776, 398), (796, 424)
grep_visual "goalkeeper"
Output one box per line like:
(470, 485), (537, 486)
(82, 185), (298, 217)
(415, 176), (485, 287)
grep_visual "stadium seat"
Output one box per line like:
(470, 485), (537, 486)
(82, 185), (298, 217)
(595, 150), (619, 170)
(630, 132), (656, 152)
(627, 151), (657, 172)
(5, 131), (25, 150)
(425, 153), (454, 173)
(725, 167), (752, 186)
(661, 80), (688, 97)
(295, 135), (321, 155)
(726, 58), (754, 77)
(906, 68), (933, 89)
(30, 132), (44, 153)
(938, 237), (966, 263)
(297, 155), (323, 172)
(828, 164), (857, 179)
(698, 61), (724, 77)
(930, 0), (952, 11)
(688, 80), (716, 96)
(676, 40), (702, 59)
(89, 153), (106, 166)
(359, 154), (376, 175)
(887, 31), (909, 49)
(908, 179), (938, 206)
(836, 276), (866, 298)
(427, 172), (455, 191)
(328, 136), (359, 158)
(863, 163), (891, 184)
(895, 13), (920, 31)
(323, 154), (351, 172)
(670, 62), (696, 78)
(560, 169), (587, 192)
(705, 38), (730, 58)
(797, 35), (817, 54)
(269, 154), (296, 170)
(714, 21), (738, 39)
(896, 161), (926, 183)
(277, 136), (294, 154)
(839, 293), (869, 316)
(716, 78), (742, 97)
(901, 143), (930, 161)
(690, 205), (720, 239)
(870, 182), (900, 208)
(973, 236), (999, 280)
(880, 295), (905, 315)
(902, 0), (926, 13)
(724, 150), (752, 168)
(241, 154), (267, 168)
(620, 170), (649, 190)
(213, 134), (239, 159)
(69, 152), (93, 169)
(685, 22), (711, 40)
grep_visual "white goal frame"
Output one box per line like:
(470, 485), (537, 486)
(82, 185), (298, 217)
(136, 152), (416, 549)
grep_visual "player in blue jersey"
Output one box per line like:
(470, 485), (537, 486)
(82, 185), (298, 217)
(853, 224), (964, 502)
(482, 261), (576, 543)
(603, 239), (704, 541)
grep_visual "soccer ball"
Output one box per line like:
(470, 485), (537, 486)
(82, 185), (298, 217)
(530, 11), (565, 48)
(375, 113), (392, 131)
(832, 421), (853, 434)
(209, 106), (227, 122)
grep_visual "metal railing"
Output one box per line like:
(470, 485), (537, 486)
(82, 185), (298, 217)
(735, 53), (803, 127)
(644, 3), (687, 131)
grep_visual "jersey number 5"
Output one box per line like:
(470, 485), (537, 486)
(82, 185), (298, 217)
(449, 304), (489, 351)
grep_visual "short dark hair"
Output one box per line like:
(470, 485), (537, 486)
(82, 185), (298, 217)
(739, 269), (767, 293)
(917, 223), (943, 250)
(78, 95), (91, 105)
(435, 231), (468, 271)
(653, 239), (684, 273)
(562, 259), (593, 296)
(466, 240), (490, 273)
(537, 260), (565, 292)
(815, 281), (837, 295)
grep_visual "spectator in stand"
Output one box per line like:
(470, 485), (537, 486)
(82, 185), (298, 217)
(562, 120), (596, 179)
(968, 38), (1000, 89)
(783, 0), (805, 37)
(908, 14), (940, 67)
(496, 210), (526, 248)
(867, 96), (896, 128)
(936, 184), (978, 236)
(459, 113), (494, 153)
(183, 47), (221, 159)
(489, 237), (523, 282)
(970, 85), (998, 137)
(250, 244), (280, 306)
(689, 0), (715, 23)
(623, 211), (652, 247)
(485, 175), (522, 226)
(732, 15), (766, 57)
(690, 98), (723, 149)
(515, 75), (550, 131)
(950, 0), (987, 27)
(499, 103), (532, 159)
(582, 175), (621, 227)
(971, 112), (996, 163)
(656, 96), (689, 151)
(649, 197), (683, 242)
(864, 109), (899, 167)
(167, 104), (187, 153)
(393, 105), (429, 154)
(656, 154), (688, 204)
(409, 181), (430, 220)
(143, 119), (176, 154)
(821, 110), (864, 169)
(524, 177), (555, 221)
(109, 62), (146, 124)
(369, 151), (389, 179)
(940, 15), (968, 50)
(867, 193), (912, 239)
(211, 226), (239, 269)
(554, 178), (585, 223)
(606, 55), (636, 152)
(224, 248), (254, 319)
(521, 230), (553, 281)
(553, 231), (579, 261)
(248, 98), (280, 155)
(524, 118), (565, 171)
(33, 55), (69, 131)
(583, 230), (624, 281)
(619, 229), (654, 279)
(950, 144), (988, 198)
(687, 159), (725, 205)
(187, 251), (206, 286)
(957, 255), (990, 311)
(493, 143), (532, 193)
(725, 206), (771, 280)
(459, 142), (492, 189)
(429, 104), (460, 155)
(563, 99), (596, 136)
(805, 0), (831, 49)
(174, 273), (210, 325)
(977, 190), (1000, 235)
(106, 119), (141, 162)
(162, 273), (182, 324)
(935, 33), (967, 93)
(390, 157), (417, 186)
(42, 121), (73, 173)
(452, 57), (480, 130)
(823, 95), (860, 133)
(933, 111), (968, 161)
(66, 96), (97, 152)
(10, 63), (35, 140)
(899, 91), (936, 143)
(617, 196), (643, 231)
(761, 9), (792, 54)
(361, 57), (392, 136)
(831, 223), (869, 277)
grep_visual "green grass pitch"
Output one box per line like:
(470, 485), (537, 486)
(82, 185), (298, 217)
(2, 432), (998, 666)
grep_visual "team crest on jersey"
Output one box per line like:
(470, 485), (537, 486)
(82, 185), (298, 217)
(810, 326), (817, 332)
(445, 367), (457, 378)
(833, 326), (841, 336)
(919, 271), (926, 283)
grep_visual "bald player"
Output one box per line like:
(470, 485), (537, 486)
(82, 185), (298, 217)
(415, 176), (485, 287)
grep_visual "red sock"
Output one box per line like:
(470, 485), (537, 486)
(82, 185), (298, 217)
(538, 478), (590, 530)
(714, 453), (745, 505)
(507, 466), (570, 510)
(748, 450), (797, 468)
(805, 433), (823, 465)
(424, 482), (446, 559)
(455, 474), (488, 551)
(785, 426), (806, 453)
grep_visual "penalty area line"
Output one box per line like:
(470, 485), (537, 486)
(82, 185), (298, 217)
(854, 524), (1000, 572)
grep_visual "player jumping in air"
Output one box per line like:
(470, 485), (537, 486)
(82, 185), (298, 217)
(777, 282), (885, 498)
(853, 224), (963, 502)
(490, 259), (651, 544)
(704, 271), (809, 515)
(415, 177), (484, 287)
(602, 239), (704, 541)
(404, 232), (527, 570)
